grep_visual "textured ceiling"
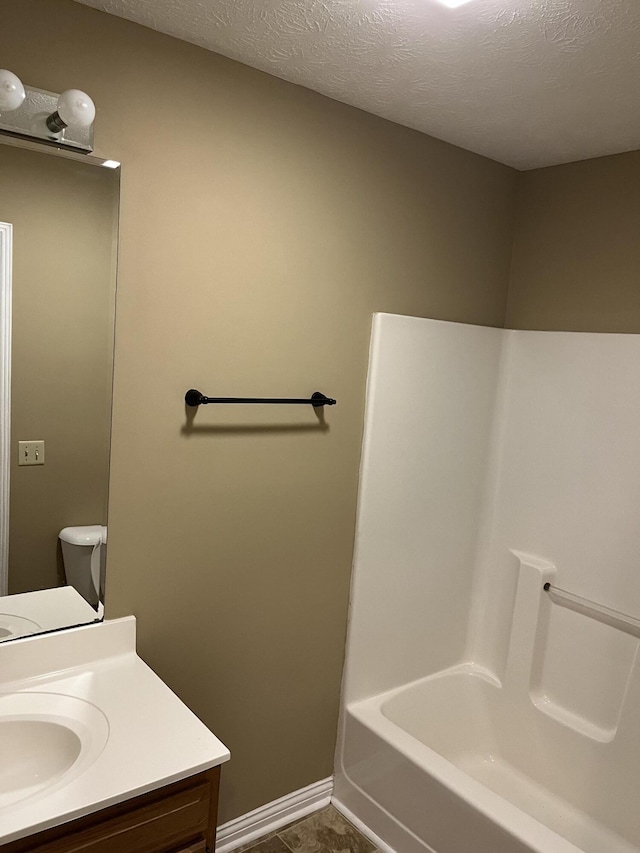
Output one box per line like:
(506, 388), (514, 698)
(73, 0), (640, 169)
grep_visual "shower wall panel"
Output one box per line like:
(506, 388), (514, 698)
(469, 331), (640, 714)
(343, 314), (504, 703)
(345, 318), (640, 709)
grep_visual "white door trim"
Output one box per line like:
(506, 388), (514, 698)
(0, 222), (12, 597)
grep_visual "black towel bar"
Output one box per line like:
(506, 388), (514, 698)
(185, 389), (336, 408)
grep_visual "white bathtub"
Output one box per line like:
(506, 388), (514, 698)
(335, 554), (640, 853)
(336, 662), (639, 853)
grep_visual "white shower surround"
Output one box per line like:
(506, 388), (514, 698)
(334, 314), (640, 853)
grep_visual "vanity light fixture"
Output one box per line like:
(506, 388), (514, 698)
(0, 70), (95, 153)
(46, 89), (96, 134)
(0, 69), (25, 113)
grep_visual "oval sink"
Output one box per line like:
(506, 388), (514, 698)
(0, 692), (109, 809)
(0, 614), (42, 642)
(0, 720), (81, 802)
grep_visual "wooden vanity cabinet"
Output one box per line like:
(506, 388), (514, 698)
(1, 767), (220, 853)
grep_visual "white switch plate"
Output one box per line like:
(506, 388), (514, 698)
(18, 440), (45, 466)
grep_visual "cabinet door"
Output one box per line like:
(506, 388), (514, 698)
(2, 770), (221, 853)
(172, 842), (207, 853)
(29, 785), (209, 853)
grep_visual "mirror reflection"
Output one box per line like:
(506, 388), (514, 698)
(0, 141), (119, 641)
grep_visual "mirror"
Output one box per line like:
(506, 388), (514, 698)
(0, 139), (119, 642)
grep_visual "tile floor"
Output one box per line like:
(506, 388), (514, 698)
(236, 805), (379, 853)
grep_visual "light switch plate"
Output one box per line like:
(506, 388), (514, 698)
(18, 440), (45, 466)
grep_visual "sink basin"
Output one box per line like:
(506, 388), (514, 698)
(0, 692), (109, 809)
(0, 614), (42, 642)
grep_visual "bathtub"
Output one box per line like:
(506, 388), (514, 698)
(334, 554), (640, 853)
(336, 666), (639, 853)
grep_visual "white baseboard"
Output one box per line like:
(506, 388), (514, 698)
(331, 798), (398, 853)
(216, 777), (333, 853)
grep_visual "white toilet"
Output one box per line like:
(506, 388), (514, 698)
(58, 525), (107, 608)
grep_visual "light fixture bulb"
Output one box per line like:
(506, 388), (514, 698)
(57, 89), (96, 128)
(437, 0), (474, 6)
(0, 69), (25, 112)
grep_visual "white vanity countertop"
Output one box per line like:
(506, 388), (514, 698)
(0, 616), (230, 845)
(0, 586), (100, 641)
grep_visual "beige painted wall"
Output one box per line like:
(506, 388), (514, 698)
(1, 145), (117, 594)
(507, 150), (640, 332)
(2, 0), (518, 822)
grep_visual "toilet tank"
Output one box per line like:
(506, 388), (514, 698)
(59, 525), (107, 609)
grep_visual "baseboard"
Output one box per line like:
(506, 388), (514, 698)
(331, 798), (398, 853)
(216, 777), (333, 853)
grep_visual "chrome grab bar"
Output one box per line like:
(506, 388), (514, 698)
(544, 582), (640, 639)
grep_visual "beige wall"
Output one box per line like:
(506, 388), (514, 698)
(2, 0), (518, 822)
(1, 145), (117, 594)
(507, 150), (640, 332)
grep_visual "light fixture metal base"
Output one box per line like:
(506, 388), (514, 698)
(0, 84), (93, 153)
